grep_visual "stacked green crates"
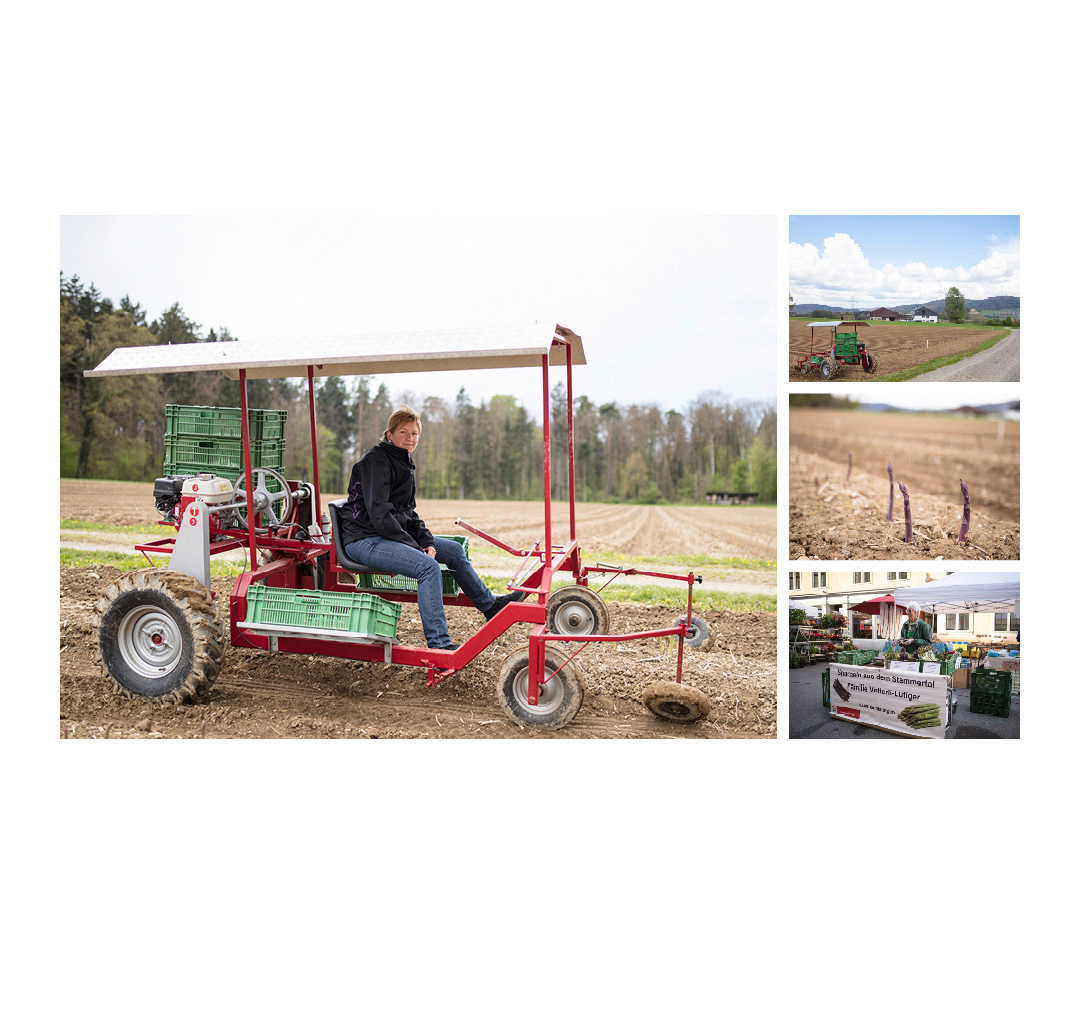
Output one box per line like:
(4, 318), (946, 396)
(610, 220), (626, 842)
(244, 585), (401, 638)
(970, 668), (1012, 717)
(822, 667), (830, 707)
(163, 404), (287, 482)
(353, 535), (471, 598)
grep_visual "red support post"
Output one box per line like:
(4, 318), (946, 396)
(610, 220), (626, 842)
(238, 369), (257, 571)
(565, 342), (576, 544)
(542, 353), (552, 567)
(307, 366), (323, 523)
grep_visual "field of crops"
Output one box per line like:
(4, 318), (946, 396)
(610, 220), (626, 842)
(789, 408), (1019, 559)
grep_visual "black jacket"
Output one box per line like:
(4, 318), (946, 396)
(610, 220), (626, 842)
(339, 441), (434, 551)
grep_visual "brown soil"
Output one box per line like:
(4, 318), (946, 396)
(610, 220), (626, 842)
(789, 409), (1019, 560)
(788, 321), (1002, 381)
(59, 567), (776, 739)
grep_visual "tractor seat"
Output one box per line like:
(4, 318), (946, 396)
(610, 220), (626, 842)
(327, 499), (382, 575)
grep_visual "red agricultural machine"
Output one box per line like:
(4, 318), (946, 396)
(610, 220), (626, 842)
(795, 320), (877, 380)
(85, 324), (714, 731)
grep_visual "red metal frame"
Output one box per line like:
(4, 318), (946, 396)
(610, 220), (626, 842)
(138, 332), (704, 707)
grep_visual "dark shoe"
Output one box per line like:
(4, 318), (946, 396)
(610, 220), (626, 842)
(482, 591), (527, 622)
(428, 641), (460, 651)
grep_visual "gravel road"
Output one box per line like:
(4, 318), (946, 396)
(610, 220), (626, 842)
(913, 328), (1019, 382)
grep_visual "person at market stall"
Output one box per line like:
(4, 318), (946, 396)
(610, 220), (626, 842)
(899, 602), (933, 650)
(338, 405), (523, 651)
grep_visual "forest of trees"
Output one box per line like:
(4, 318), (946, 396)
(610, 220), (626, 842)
(60, 276), (777, 504)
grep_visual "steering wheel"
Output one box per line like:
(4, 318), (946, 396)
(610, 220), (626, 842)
(232, 467), (295, 533)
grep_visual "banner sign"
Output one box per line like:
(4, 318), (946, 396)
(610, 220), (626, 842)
(829, 664), (948, 738)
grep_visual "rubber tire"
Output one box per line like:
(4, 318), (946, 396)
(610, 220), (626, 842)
(547, 586), (610, 640)
(800, 361), (810, 375)
(684, 614), (712, 651)
(94, 569), (225, 703)
(864, 352), (877, 373)
(495, 645), (584, 730)
(820, 355), (838, 381)
(641, 681), (712, 723)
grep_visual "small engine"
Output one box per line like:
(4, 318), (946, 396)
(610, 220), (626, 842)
(154, 473), (235, 524)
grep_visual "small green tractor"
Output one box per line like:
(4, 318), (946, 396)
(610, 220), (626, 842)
(795, 321), (877, 380)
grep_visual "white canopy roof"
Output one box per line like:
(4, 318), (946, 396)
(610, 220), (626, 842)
(85, 323), (585, 380)
(788, 601), (820, 618)
(893, 572), (1020, 614)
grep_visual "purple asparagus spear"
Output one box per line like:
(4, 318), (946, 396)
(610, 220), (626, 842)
(846, 452), (852, 483)
(887, 461), (894, 521)
(898, 481), (912, 543)
(958, 479), (970, 544)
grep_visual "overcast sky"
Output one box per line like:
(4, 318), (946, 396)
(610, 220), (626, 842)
(789, 215), (1020, 308)
(61, 215), (776, 415)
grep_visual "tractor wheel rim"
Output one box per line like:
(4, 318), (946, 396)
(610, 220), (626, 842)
(512, 665), (565, 714)
(658, 700), (692, 719)
(117, 606), (183, 678)
(553, 600), (595, 635)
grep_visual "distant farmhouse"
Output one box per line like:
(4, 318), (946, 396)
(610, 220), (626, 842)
(866, 307), (903, 321)
(910, 307), (938, 322)
(705, 490), (759, 505)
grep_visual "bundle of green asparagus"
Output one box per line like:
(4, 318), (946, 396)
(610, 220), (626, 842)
(898, 704), (940, 729)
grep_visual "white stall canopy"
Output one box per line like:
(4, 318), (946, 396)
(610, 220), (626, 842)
(893, 572), (1020, 614)
(788, 601), (820, 618)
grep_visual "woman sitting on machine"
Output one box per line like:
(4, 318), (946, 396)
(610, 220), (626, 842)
(338, 406), (521, 650)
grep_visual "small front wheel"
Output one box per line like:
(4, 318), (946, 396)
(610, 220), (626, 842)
(641, 681), (712, 723)
(496, 646), (584, 730)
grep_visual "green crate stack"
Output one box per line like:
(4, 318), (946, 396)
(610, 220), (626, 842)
(244, 585), (400, 638)
(163, 404), (287, 479)
(352, 536), (471, 597)
(970, 668), (1012, 717)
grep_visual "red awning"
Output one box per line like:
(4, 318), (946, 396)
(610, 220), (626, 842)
(851, 595), (894, 615)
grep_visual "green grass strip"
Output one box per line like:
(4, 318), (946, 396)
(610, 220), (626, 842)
(869, 332), (1010, 382)
(60, 519), (168, 535)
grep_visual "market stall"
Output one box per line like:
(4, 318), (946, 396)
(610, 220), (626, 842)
(893, 572), (1020, 696)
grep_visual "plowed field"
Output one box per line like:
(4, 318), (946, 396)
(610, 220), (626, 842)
(58, 481), (777, 739)
(789, 409), (1019, 560)
(788, 321), (1003, 381)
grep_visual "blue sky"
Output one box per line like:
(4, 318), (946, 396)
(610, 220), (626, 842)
(789, 215), (1020, 307)
(61, 215), (776, 413)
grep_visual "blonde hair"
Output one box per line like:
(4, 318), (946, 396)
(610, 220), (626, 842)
(384, 405), (422, 440)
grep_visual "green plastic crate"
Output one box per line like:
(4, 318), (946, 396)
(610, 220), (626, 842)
(834, 333), (859, 357)
(822, 667), (830, 707)
(352, 536), (470, 597)
(164, 434), (286, 474)
(166, 404), (288, 441)
(244, 585), (400, 638)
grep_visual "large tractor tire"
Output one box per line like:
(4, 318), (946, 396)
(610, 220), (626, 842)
(863, 352), (878, 374)
(641, 681), (712, 723)
(496, 645), (584, 730)
(547, 585), (609, 640)
(820, 355), (839, 381)
(93, 569), (226, 703)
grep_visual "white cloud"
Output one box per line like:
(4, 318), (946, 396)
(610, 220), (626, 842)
(790, 232), (1020, 307)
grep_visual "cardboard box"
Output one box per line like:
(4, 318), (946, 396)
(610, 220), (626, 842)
(983, 655), (1020, 672)
(952, 668), (970, 689)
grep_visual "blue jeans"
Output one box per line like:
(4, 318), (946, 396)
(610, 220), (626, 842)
(342, 536), (496, 649)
